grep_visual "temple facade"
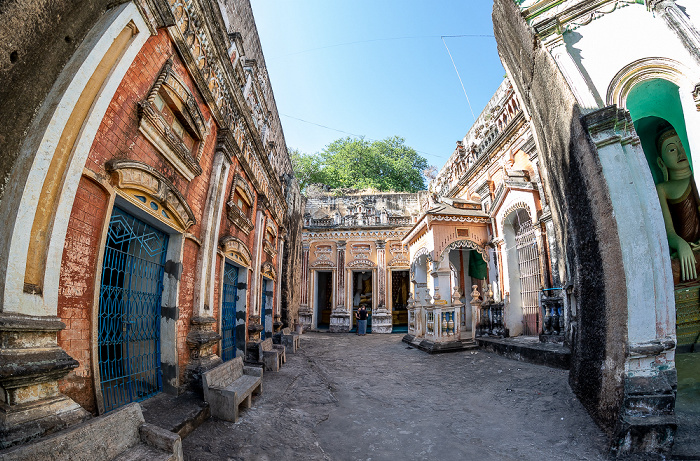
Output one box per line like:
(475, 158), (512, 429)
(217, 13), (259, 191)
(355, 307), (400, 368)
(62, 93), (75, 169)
(0, 0), (302, 447)
(299, 190), (426, 334)
(401, 80), (561, 353)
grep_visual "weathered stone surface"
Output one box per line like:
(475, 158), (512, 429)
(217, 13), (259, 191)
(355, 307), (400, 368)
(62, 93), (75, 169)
(493, 0), (628, 437)
(183, 333), (608, 460)
(0, 402), (179, 461)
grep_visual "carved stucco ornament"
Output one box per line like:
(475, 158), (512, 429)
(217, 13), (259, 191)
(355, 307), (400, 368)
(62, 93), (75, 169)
(220, 236), (252, 267)
(106, 159), (196, 230)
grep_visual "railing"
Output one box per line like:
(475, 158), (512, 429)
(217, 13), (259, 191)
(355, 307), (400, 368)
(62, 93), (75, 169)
(541, 289), (564, 337)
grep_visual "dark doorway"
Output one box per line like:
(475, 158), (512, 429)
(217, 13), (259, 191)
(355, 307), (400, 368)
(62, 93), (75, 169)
(98, 206), (168, 412)
(316, 271), (333, 329)
(352, 271), (373, 332)
(391, 270), (410, 332)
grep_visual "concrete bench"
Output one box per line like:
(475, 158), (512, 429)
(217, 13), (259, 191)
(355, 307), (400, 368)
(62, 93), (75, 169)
(202, 357), (262, 423)
(0, 402), (182, 461)
(259, 337), (284, 371)
(281, 327), (300, 353)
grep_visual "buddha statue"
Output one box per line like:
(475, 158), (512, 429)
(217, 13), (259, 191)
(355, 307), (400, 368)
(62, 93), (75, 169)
(655, 125), (700, 281)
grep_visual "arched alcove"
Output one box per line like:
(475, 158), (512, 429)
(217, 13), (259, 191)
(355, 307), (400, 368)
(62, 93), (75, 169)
(627, 78), (692, 183)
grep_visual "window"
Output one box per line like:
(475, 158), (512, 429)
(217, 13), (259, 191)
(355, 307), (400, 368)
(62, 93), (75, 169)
(138, 59), (207, 181)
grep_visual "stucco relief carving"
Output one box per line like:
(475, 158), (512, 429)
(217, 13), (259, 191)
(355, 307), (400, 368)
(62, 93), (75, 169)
(106, 159), (196, 230)
(138, 59), (205, 180)
(220, 236), (252, 267)
(439, 239), (490, 263)
(261, 261), (276, 280)
(388, 243), (410, 267)
(167, 0), (286, 223)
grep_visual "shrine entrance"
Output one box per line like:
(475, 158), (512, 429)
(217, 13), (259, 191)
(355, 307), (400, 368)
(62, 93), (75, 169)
(352, 271), (373, 332)
(503, 207), (541, 336)
(315, 271), (333, 329)
(97, 207), (169, 412)
(391, 270), (410, 331)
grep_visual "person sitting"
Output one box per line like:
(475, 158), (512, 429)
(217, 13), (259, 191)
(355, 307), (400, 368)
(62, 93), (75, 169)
(655, 124), (700, 281)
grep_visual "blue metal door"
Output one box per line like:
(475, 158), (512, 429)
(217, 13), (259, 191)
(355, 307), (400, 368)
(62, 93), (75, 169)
(98, 207), (169, 412)
(260, 279), (267, 341)
(221, 263), (239, 361)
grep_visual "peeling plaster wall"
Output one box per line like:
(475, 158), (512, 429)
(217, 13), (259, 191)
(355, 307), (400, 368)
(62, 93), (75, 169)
(493, 0), (628, 434)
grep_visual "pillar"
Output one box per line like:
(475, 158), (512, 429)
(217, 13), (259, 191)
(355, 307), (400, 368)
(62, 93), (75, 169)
(372, 240), (392, 333)
(330, 241), (350, 332)
(186, 142), (231, 392)
(298, 244), (312, 331)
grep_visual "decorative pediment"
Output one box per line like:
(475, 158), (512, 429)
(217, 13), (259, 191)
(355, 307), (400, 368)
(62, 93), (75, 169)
(350, 244), (371, 260)
(261, 261), (276, 280)
(310, 259), (336, 269)
(347, 258), (376, 269)
(389, 243), (409, 266)
(220, 236), (252, 267)
(138, 59), (206, 180)
(311, 245), (334, 268)
(106, 160), (196, 230)
(227, 174), (255, 235)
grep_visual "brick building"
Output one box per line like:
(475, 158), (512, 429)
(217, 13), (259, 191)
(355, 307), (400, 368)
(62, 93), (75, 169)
(0, 0), (302, 447)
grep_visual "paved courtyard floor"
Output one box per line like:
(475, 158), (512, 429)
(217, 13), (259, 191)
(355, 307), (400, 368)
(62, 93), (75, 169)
(183, 332), (609, 461)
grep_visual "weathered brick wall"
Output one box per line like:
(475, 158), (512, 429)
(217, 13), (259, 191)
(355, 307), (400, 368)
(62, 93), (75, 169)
(178, 238), (198, 384)
(57, 176), (109, 414)
(58, 28), (223, 395)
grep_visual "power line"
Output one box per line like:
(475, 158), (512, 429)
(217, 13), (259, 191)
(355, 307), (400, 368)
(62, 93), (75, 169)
(270, 34), (494, 59)
(442, 36), (476, 122)
(279, 113), (446, 160)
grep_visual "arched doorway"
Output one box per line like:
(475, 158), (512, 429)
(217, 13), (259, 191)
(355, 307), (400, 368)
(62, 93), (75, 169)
(502, 208), (542, 336)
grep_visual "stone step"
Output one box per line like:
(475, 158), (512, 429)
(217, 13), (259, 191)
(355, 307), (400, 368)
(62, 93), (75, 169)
(140, 392), (210, 440)
(475, 336), (571, 369)
(113, 444), (175, 461)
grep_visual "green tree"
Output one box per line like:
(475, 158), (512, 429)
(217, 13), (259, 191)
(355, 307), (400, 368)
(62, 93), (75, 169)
(291, 136), (429, 193)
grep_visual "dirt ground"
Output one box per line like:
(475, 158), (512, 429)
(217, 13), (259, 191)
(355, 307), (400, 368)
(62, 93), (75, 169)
(183, 332), (609, 461)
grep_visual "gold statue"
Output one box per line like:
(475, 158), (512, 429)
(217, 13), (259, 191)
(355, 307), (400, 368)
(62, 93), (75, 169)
(655, 125), (700, 281)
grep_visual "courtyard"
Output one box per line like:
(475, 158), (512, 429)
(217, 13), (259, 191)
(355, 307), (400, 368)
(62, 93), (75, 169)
(183, 333), (609, 461)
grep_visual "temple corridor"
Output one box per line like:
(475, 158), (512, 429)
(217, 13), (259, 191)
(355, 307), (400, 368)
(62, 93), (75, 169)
(182, 333), (608, 461)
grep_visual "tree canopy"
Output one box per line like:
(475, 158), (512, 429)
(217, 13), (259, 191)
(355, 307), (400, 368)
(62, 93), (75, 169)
(290, 136), (429, 193)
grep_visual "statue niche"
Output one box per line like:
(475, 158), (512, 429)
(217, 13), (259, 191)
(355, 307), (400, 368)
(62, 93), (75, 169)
(654, 122), (700, 282)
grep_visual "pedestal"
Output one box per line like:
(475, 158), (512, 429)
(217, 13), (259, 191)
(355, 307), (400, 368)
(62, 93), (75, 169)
(329, 310), (350, 333)
(185, 316), (222, 396)
(298, 307), (312, 332)
(371, 308), (392, 334)
(0, 313), (90, 449)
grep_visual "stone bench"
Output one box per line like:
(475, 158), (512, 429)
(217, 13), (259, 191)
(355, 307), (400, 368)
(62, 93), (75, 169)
(0, 402), (182, 461)
(260, 337), (284, 371)
(281, 327), (300, 353)
(202, 356), (262, 423)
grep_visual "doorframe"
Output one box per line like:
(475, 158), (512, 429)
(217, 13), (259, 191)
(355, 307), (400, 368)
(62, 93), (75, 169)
(312, 269), (335, 329)
(92, 194), (183, 414)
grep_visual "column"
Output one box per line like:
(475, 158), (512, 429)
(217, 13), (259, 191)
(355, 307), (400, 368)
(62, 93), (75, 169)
(336, 241), (346, 309)
(274, 235), (285, 332)
(648, 0), (700, 64)
(186, 141), (231, 391)
(372, 240), (392, 333)
(248, 199), (267, 341)
(298, 244), (312, 330)
(329, 241), (350, 333)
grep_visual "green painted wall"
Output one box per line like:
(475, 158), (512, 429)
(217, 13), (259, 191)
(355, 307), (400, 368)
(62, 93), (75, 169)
(628, 79), (692, 184)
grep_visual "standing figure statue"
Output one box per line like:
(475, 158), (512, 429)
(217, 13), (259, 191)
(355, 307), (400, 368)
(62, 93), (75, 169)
(655, 124), (700, 281)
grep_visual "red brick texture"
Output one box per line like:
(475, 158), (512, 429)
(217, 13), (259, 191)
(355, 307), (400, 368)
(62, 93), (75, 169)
(57, 176), (109, 414)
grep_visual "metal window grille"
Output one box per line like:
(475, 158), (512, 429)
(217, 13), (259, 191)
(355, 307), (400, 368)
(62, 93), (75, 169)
(98, 207), (169, 412)
(221, 263), (239, 362)
(515, 220), (541, 336)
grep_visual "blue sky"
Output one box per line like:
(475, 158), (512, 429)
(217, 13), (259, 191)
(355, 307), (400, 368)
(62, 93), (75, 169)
(250, 0), (505, 169)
